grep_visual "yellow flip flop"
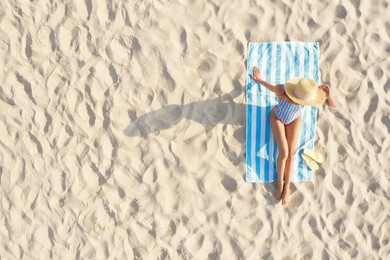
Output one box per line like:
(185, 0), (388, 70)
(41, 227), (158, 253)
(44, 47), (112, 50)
(302, 153), (319, 171)
(303, 148), (324, 164)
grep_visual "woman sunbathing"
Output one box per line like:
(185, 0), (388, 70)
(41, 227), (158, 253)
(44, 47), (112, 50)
(252, 66), (337, 205)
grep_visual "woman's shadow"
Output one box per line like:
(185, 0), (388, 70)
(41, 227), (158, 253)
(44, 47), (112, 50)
(124, 85), (246, 144)
(124, 82), (251, 169)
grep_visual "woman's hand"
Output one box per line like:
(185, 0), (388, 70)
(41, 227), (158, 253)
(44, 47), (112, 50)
(252, 66), (262, 82)
(319, 84), (331, 98)
(251, 66), (282, 94)
(320, 84), (337, 108)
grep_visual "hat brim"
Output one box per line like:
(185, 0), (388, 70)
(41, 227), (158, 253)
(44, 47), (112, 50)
(285, 78), (326, 106)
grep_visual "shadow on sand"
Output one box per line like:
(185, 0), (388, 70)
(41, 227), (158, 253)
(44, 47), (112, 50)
(124, 86), (246, 141)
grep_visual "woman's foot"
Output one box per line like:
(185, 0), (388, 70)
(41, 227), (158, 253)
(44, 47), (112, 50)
(275, 182), (283, 200)
(281, 183), (290, 205)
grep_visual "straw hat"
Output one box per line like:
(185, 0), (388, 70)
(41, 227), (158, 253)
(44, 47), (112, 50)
(285, 77), (326, 106)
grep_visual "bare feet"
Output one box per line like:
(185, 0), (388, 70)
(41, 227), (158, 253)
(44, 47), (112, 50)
(281, 183), (290, 205)
(275, 182), (283, 200)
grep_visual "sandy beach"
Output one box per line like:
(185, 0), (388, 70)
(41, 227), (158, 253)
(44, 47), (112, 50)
(0, 0), (389, 259)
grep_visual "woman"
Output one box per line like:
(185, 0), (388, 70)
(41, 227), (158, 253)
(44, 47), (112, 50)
(252, 66), (337, 205)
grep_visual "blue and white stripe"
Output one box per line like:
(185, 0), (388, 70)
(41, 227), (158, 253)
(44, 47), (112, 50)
(246, 42), (320, 183)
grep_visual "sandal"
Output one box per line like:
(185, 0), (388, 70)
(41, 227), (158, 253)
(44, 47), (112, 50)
(303, 148), (324, 164)
(302, 153), (319, 171)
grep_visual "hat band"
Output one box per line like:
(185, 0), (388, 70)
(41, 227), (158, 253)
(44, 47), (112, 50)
(294, 88), (316, 101)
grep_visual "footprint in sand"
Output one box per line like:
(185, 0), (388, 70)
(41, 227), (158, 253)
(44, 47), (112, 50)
(0, 38), (9, 53)
(78, 203), (117, 234)
(120, 32), (141, 51)
(37, 25), (55, 52)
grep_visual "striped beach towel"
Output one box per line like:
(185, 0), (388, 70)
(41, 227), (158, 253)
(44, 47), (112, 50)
(246, 42), (320, 182)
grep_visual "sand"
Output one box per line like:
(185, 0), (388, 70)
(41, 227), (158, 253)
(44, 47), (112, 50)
(0, 0), (389, 259)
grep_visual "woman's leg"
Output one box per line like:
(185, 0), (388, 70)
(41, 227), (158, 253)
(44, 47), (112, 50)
(281, 116), (302, 205)
(269, 108), (289, 200)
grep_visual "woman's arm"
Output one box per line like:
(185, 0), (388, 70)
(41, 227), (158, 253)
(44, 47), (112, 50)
(320, 84), (337, 108)
(252, 66), (284, 95)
